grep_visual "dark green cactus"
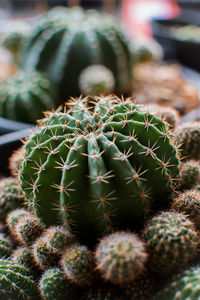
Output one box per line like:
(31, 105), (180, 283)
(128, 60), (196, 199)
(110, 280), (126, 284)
(21, 7), (132, 98)
(154, 266), (200, 300)
(95, 231), (147, 285)
(143, 211), (198, 273)
(20, 96), (180, 241)
(177, 160), (200, 191)
(39, 267), (70, 300)
(0, 177), (25, 222)
(0, 70), (58, 123)
(0, 259), (39, 299)
(61, 244), (94, 286)
(0, 234), (12, 258)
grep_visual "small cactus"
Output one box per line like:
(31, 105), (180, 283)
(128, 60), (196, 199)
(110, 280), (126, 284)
(174, 121), (200, 160)
(6, 208), (31, 232)
(0, 234), (12, 258)
(154, 266), (200, 300)
(12, 247), (35, 271)
(8, 145), (25, 177)
(143, 211), (198, 273)
(0, 258), (39, 299)
(171, 189), (200, 229)
(0, 177), (25, 222)
(95, 231), (147, 285)
(14, 214), (44, 246)
(39, 267), (70, 300)
(177, 160), (200, 191)
(79, 65), (115, 96)
(61, 244), (94, 286)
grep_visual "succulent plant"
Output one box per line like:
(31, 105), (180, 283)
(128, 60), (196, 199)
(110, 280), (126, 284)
(12, 247), (35, 271)
(8, 145), (25, 177)
(171, 189), (200, 229)
(14, 215), (44, 246)
(174, 121), (200, 160)
(79, 64), (115, 96)
(39, 267), (70, 300)
(0, 177), (25, 222)
(177, 160), (200, 191)
(20, 96), (180, 241)
(85, 288), (121, 300)
(21, 7), (132, 98)
(95, 231), (147, 285)
(61, 244), (94, 286)
(0, 234), (12, 258)
(154, 266), (200, 300)
(6, 208), (31, 232)
(0, 70), (58, 123)
(0, 259), (39, 299)
(143, 211), (198, 273)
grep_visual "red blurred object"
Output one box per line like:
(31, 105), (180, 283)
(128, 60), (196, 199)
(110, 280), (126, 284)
(122, 0), (180, 38)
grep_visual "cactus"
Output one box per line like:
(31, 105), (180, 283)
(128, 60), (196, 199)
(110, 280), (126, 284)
(39, 267), (70, 300)
(8, 145), (25, 177)
(171, 189), (200, 229)
(21, 7), (132, 98)
(0, 234), (12, 258)
(0, 177), (25, 222)
(143, 211), (198, 273)
(6, 208), (31, 232)
(20, 96), (180, 241)
(174, 121), (200, 160)
(177, 160), (200, 191)
(0, 259), (39, 299)
(32, 237), (60, 270)
(0, 70), (58, 124)
(95, 231), (147, 285)
(85, 288), (121, 300)
(79, 65), (115, 96)
(61, 244), (94, 286)
(12, 247), (35, 271)
(154, 266), (200, 300)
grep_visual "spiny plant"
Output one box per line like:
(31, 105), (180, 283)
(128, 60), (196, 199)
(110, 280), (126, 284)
(143, 211), (198, 273)
(20, 96), (180, 241)
(154, 265), (200, 300)
(174, 121), (200, 160)
(14, 215), (44, 246)
(0, 70), (58, 123)
(177, 160), (200, 191)
(39, 267), (70, 300)
(79, 64), (115, 96)
(6, 208), (31, 232)
(61, 244), (94, 286)
(95, 231), (147, 285)
(0, 259), (39, 299)
(21, 7), (133, 98)
(8, 145), (25, 177)
(0, 177), (25, 222)
(171, 189), (200, 229)
(12, 247), (36, 271)
(0, 234), (12, 258)
(84, 288), (121, 300)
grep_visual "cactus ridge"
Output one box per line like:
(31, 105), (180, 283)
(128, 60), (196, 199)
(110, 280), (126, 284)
(20, 96), (180, 240)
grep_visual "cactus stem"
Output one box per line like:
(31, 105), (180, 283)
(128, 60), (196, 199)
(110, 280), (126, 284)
(51, 182), (75, 196)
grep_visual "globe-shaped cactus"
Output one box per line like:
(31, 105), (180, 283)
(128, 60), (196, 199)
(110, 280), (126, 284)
(20, 96), (180, 241)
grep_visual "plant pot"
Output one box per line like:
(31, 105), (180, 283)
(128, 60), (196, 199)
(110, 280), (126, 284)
(0, 117), (33, 136)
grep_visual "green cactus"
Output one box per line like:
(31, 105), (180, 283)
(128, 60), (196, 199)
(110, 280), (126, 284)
(21, 7), (132, 98)
(0, 70), (58, 124)
(0, 234), (12, 258)
(32, 237), (60, 270)
(171, 189), (200, 229)
(0, 177), (25, 222)
(39, 267), (70, 300)
(95, 231), (147, 285)
(61, 244), (94, 286)
(79, 65), (115, 96)
(174, 121), (200, 160)
(143, 211), (198, 273)
(12, 247), (35, 271)
(6, 208), (31, 232)
(20, 96), (180, 241)
(0, 259), (39, 299)
(154, 266), (200, 300)
(177, 160), (200, 191)
(8, 145), (25, 177)
(84, 288), (121, 300)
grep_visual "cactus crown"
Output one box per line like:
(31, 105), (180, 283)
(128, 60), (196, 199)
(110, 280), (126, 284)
(20, 96), (180, 240)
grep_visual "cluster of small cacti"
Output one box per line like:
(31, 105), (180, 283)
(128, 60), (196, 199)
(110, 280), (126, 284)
(2, 95), (200, 299)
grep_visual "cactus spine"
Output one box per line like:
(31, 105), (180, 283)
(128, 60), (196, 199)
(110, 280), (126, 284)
(0, 234), (12, 258)
(95, 231), (147, 285)
(20, 96), (180, 241)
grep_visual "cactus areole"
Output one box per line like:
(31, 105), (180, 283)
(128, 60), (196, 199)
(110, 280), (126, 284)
(20, 96), (180, 240)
